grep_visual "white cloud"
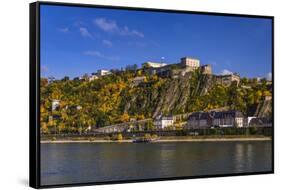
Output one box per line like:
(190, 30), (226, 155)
(83, 50), (119, 61)
(94, 18), (118, 32)
(220, 69), (233, 75)
(79, 27), (93, 38)
(102, 40), (113, 47)
(119, 26), (144, 38)
(131, 30), (144, 38)
(267, 72), (272, 80)
(58, 27), (69, 33)
(93, 18), (144, 38)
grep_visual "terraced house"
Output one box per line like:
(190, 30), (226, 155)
(213, 110), (244, 128)
(187, 110), (244, 128)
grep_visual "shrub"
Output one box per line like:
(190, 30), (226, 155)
(249, 127), (257, 135)
(117, 133), (123, 141)
(89, 137), (95, 142)
(109, 133), (123, 141)
(152, 134), (158, 139)
(144, 133), (151, 140)
(209, 129), (216, 135)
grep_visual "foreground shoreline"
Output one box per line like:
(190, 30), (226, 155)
(41, 137), (271, 144)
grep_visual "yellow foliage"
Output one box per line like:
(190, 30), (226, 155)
(263, 90), (271, 97)
(152, 75), (158, 81)
(41, 122), (49, 134)
(117, 133), (123, 141)
(120, 112), (130, 122)
(48, 119), (54, 126)
(136, 114), (145, 120)
(58, 123), (66, 132)
(144, 133), (151, 139)
(143, 77), (148, 83)
(151, 134), (158, 139)
(40, 106), (45, 113)
(137, 70), (142, 76)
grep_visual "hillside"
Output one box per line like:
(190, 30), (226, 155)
(40, 69), (272, 133)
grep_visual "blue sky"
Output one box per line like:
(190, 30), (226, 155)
(40, 5), (272, 79)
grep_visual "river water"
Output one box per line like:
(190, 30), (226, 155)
(41, 141), (272, 186)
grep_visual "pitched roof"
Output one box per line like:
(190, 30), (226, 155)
(188, 110), (244, 120)
(188, 112), (210, 120)
(214, 110), (244, 118)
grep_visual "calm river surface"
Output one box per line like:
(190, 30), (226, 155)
(41, 141), (272, 186)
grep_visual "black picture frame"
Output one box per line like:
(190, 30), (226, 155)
(29, 1), (274, 189)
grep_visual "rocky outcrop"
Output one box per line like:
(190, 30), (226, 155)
(254, 98), (272, 118)
(122, 73), (217, 118)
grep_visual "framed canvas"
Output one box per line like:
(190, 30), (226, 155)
(30, 1), (274, 188)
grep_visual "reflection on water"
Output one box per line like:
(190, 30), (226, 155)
(41, 141), (272, 186)
(235, 143), (244, 172)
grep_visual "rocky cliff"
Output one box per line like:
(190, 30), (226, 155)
(254, 98), (272, 118)
(122, 73), (219, 118)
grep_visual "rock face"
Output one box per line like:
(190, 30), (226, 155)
(254, 98), (272, 118)
(122, 73), (218, 118)
(151, 74), (192, 118)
